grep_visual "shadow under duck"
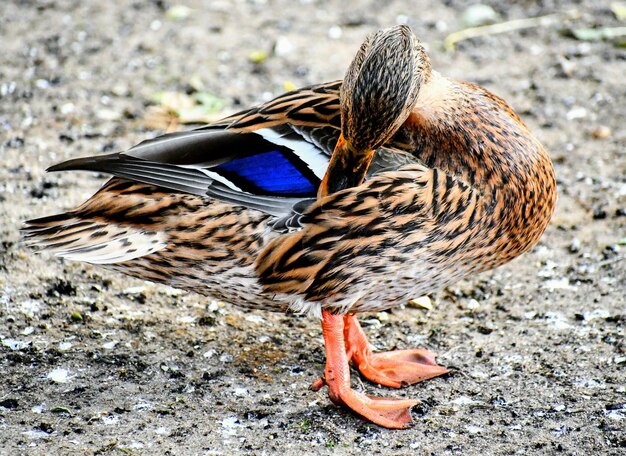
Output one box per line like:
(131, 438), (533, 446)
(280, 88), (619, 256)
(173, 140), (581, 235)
(23, 25), (556, 429)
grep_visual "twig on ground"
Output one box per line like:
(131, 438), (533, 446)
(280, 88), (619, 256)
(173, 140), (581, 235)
(444, 13), (563, 51)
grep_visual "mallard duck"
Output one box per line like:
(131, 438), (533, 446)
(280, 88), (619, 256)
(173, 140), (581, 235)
(23, 25), (556, 429)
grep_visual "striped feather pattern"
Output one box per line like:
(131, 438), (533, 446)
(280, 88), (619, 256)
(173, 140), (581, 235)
(23, 214), (168, 265)
(23, 56), (555, 315)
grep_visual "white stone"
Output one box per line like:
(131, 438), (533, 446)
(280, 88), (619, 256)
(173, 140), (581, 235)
(47, 368), (74, 383)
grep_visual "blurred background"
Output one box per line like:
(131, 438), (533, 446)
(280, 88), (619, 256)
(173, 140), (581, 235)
(1, 1), (624, 454)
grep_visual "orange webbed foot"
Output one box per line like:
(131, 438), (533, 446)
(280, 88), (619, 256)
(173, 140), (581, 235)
(329, 385), (419, 429)
(354, 348), (449, 388)
(344, 315), (449, 388)
(319, 310), (425, 429)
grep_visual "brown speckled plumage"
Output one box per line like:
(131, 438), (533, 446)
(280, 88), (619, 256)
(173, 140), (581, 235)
(23, 27), (555, 319)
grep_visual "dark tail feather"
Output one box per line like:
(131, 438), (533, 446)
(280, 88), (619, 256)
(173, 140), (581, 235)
(46, 153), (121, 173)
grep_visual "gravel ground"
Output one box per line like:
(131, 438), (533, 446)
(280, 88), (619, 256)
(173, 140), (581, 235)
(1, 1), (625, 455)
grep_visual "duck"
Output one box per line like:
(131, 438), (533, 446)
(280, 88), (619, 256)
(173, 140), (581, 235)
(23, 25), (556, 429)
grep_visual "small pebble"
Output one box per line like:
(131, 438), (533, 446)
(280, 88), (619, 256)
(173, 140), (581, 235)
(556, 57), (575, 77)
(592, 207), (607, 220)
(466, 425), (483, 434)
(47, 368), (73, 383)
(101, 415), (120, 425)
(591, 125), (611, 139)
(543, 278), (576, 292)
(123, 286), (146, 295)
(245, 314), (265, 324)
(219, 353), (234, 363)
(274, 36), (295, 57)
(233, 387), (248, 397)
(31, 404), (45, 414)
(566, 106), (587, 120)
(409, 296), (433, 310)
(1, 338), (29, 350)
(60, 103), (75, 114)
(376, 312), (390, 322)
(569, 238), (581, 253)
(165, 5), (192, 21)
(583, 309), (611, 320)
(461, 4), (500, 28)
(451, 396), (481, 405)
(111, 83), (129, 97)
(328, 25), (342, 39)
(96, 108), (122, 121)
(0, 81), (17, 97)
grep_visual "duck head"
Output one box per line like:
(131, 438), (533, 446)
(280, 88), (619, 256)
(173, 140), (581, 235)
(319, 25), (431, 197)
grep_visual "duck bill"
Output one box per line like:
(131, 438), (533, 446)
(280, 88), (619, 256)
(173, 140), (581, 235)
(318, 134), (375, 198)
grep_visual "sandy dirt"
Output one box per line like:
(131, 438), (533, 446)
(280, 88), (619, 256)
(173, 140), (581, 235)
(1, 0), (625, 454)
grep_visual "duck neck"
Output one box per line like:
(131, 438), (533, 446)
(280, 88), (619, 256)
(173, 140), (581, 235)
(393, 74), (557, 261)
(395, 74), (553, 197)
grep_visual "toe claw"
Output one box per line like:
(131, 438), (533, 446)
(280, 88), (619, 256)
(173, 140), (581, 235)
(310, 376), (326, 391)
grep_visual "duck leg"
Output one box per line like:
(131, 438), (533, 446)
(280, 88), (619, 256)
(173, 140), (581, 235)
(343, 314), (449, 388)
(314, 310), (419, 429)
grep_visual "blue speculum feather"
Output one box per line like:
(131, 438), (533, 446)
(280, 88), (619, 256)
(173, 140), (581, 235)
(214, 150), (317, 196)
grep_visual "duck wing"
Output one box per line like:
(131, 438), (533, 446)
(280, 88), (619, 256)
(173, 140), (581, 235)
(46, 81), (420, 226)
